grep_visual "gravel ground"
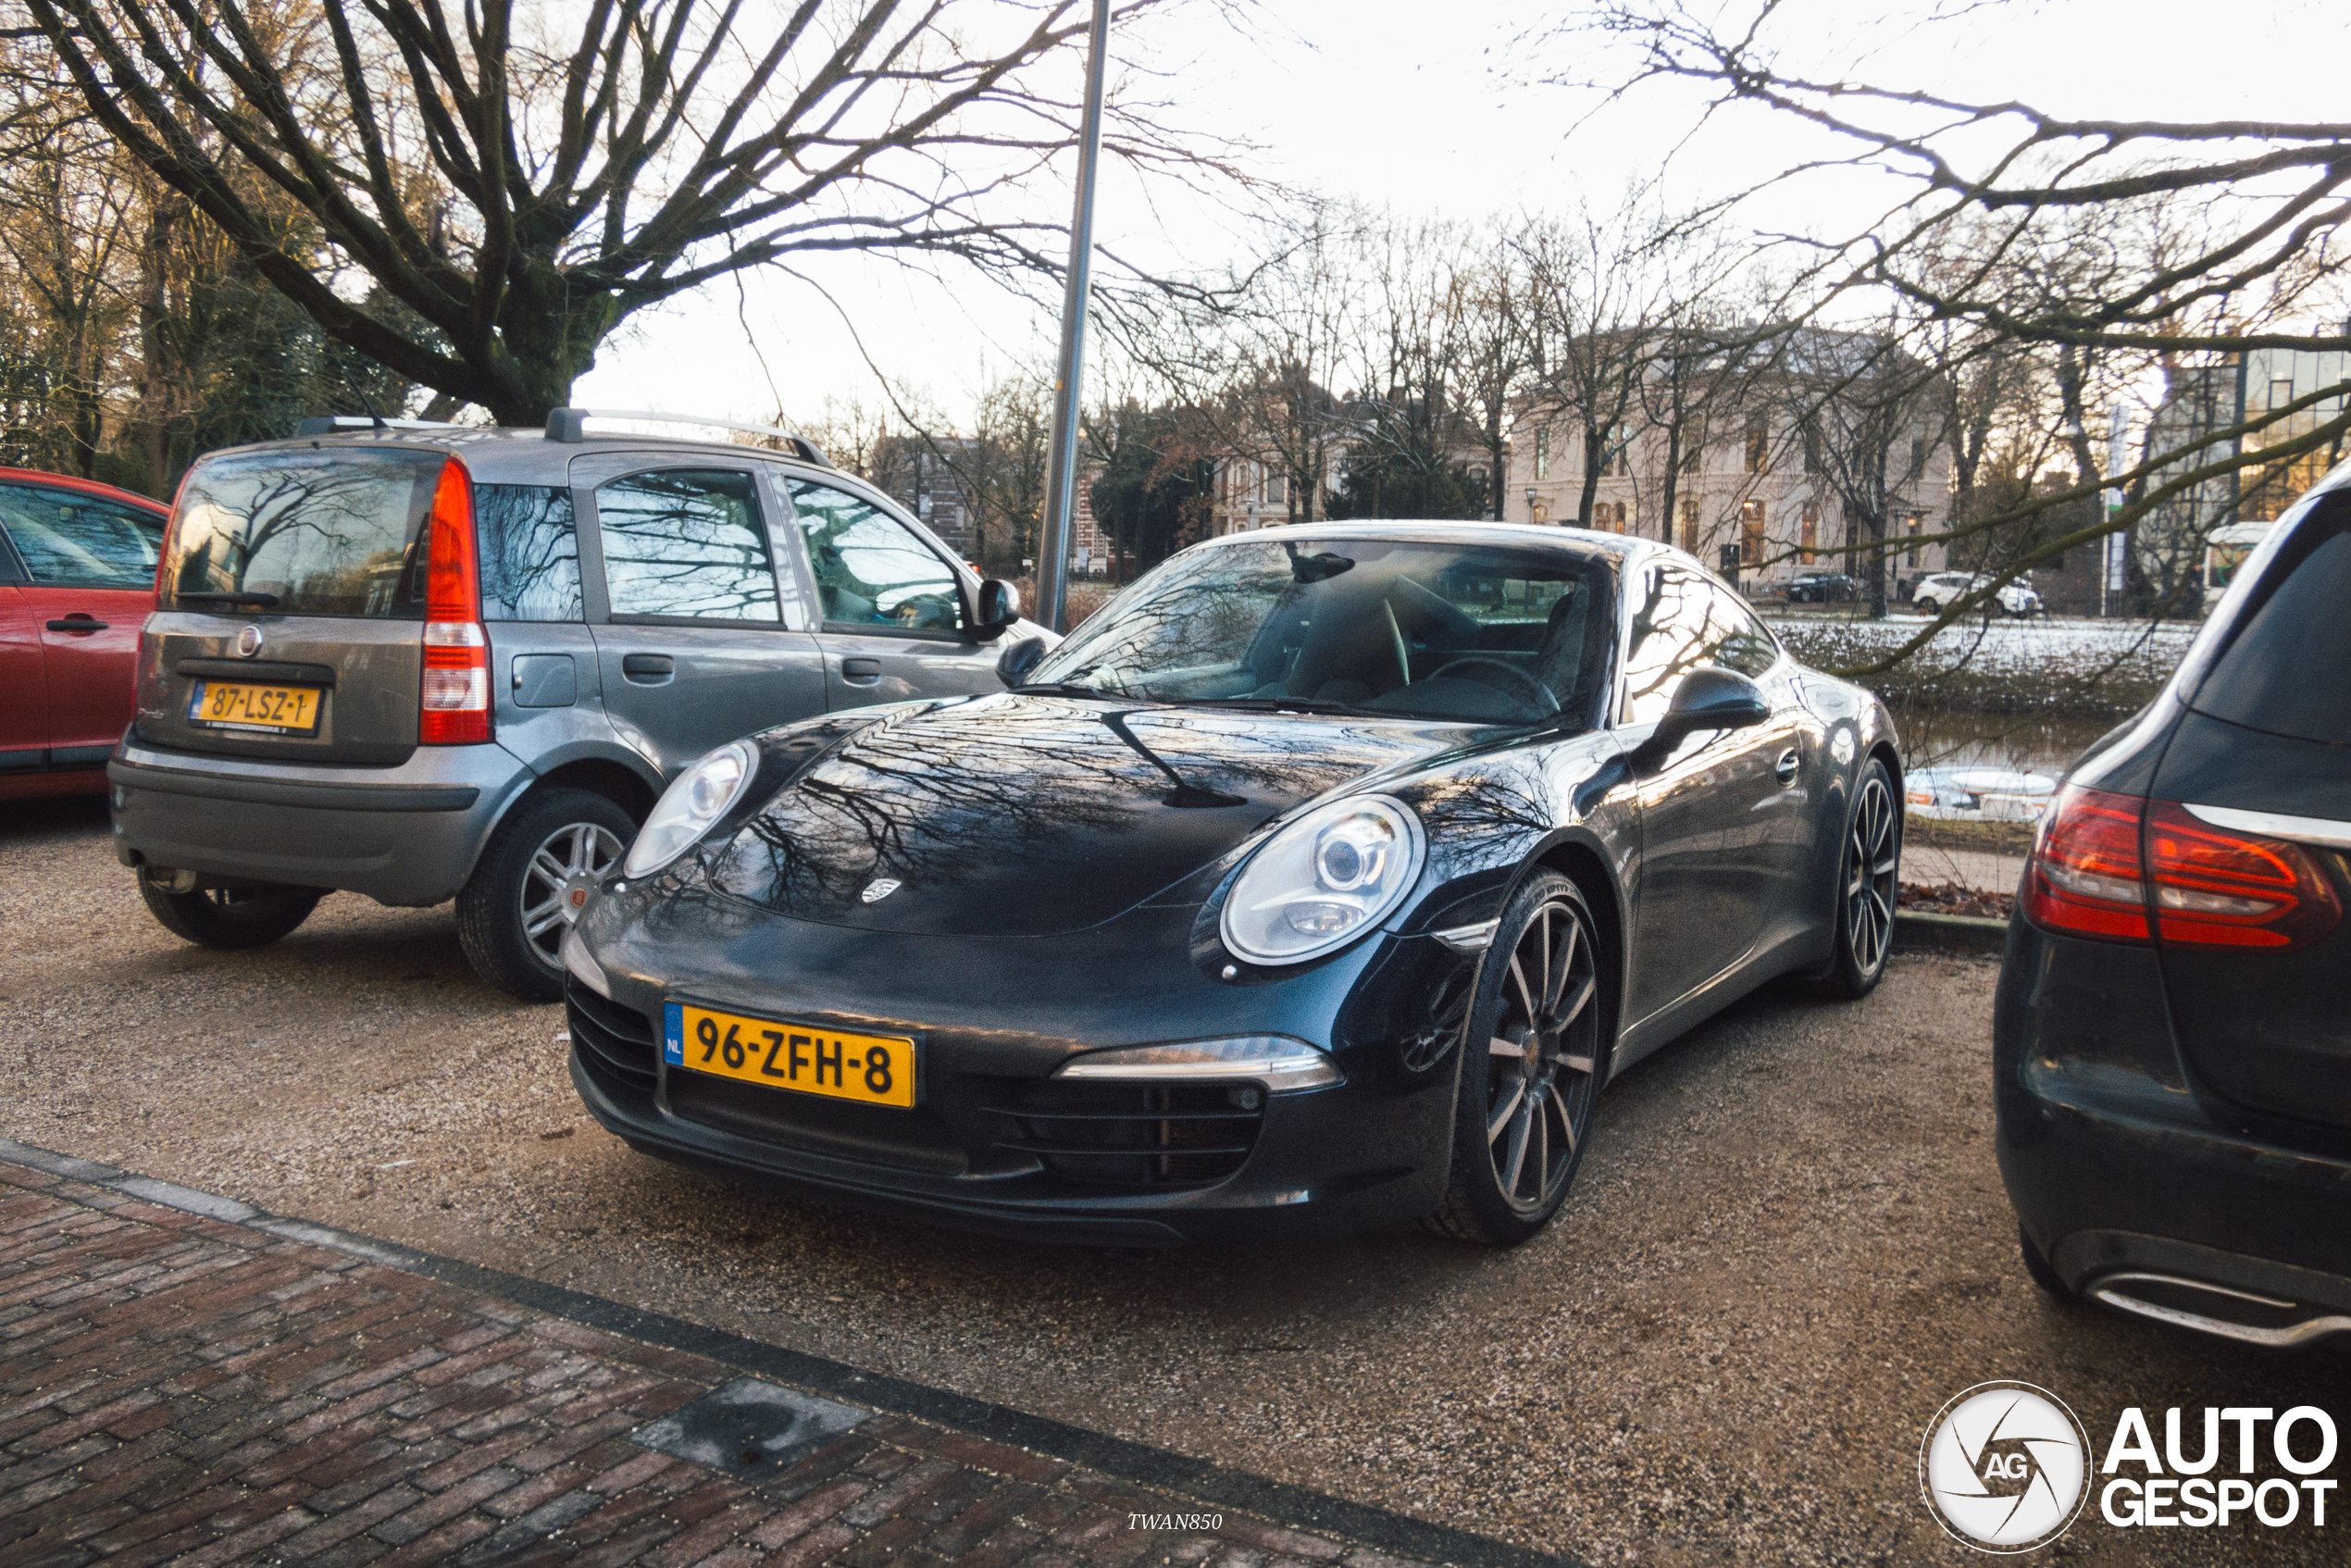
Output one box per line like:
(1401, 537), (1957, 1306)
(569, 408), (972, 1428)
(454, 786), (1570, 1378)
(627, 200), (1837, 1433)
(6, 796), (2346, 1566)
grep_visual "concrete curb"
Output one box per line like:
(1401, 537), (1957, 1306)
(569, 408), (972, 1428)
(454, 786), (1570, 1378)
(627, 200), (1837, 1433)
(1893, 910), (2010, 954)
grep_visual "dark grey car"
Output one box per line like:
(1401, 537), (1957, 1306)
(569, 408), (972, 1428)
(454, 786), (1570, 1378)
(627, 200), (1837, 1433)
(109, 412), (1043, 998)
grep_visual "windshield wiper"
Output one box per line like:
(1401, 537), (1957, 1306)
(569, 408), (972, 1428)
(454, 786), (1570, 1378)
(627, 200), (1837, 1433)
(1178, 694), (1368, 716)
(1011, 681), (1117, 699)
(174, 591), (280, 608)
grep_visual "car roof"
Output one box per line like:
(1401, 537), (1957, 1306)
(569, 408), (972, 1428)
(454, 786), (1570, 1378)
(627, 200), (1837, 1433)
(186, 426), (822, 487)
(1194, 518), (1662, 569)
(0, 466), (170, 513)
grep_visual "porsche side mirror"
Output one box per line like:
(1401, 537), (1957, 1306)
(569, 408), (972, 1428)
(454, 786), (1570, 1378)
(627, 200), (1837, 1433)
(970, 579), (1021, 640)
(1633, 667), (1771, 767)
(996, 634), (1050, 688)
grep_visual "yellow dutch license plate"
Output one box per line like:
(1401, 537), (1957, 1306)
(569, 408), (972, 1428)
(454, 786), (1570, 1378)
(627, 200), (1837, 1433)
(664, 1002), (917, 1109)
(188, 680), (322, 735)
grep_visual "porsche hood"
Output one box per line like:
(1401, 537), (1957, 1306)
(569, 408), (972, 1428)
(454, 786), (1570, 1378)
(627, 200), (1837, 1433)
(698, 693), (1462, 936)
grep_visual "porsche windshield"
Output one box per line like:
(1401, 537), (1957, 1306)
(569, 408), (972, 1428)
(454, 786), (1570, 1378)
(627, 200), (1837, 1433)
(1027, 539), (1616, 726)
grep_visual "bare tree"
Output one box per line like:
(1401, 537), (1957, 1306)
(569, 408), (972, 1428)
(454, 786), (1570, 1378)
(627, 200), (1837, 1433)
(1553, 0), (2351, 659)
(13, 0), (1250, 425)
(1518, 209), (1683, 529)
(1113, 202), (1361, 526)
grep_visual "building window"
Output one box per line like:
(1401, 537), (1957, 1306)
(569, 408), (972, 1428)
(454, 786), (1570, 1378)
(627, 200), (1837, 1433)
(1535, 428), (1550, 481)
(1265, 471), (1287, 506)
(1679, 497), (1699, 552)
(1612, 427), (1632, 477)
(1684, 418), (1707, 473)
(1799, 504), (1819, 565)
(2271, 378), (2295, 410)
(1910, 434), (1927, 475)
(1740, 499), (1766, 566)
(1745, 414), (1770, 475)
(1617, 501), (1631, 532)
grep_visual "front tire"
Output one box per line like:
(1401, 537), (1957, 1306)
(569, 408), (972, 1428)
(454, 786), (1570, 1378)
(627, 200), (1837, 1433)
(456, 788), (635, 1002)
(1424, 871), (1608, 1247)
(139, 878), (321, 950)
(1805, 758), (1900, 1000)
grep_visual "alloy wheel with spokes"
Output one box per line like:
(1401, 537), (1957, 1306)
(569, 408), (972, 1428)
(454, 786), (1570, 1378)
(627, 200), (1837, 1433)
(1803, 756), (1901, 1000)
(1428, 870), (1607, 1245)
(520, 821), (627, 965)
(1844, 770), (1898, 977)
(457, 786), (641, 1001)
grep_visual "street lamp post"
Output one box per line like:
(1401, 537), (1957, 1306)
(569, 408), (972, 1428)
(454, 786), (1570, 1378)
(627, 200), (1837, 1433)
(1036, 0), (1113, 634)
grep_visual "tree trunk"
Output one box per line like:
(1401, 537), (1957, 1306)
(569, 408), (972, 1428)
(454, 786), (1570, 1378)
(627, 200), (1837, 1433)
(1658, 417), (1683, 543)
(1862, 509), (1889, 618)
(1576, 427), (1603, 528)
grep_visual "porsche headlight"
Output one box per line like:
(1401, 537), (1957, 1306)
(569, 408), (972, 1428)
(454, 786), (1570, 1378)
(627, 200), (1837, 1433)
(1220, 795), (1425, 965)
(622, 740), (757, 879)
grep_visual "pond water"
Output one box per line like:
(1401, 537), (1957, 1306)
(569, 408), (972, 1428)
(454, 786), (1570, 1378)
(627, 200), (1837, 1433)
(1891, 708), (2122, 779)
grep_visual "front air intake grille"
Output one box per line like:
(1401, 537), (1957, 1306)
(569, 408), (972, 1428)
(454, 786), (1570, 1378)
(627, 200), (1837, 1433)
(984, 1080), (1264, 1188)
(566, 982), (658, 1095)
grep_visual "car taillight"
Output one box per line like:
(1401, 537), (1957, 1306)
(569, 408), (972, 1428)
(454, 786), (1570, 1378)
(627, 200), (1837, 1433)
(2022, 786), (2342, 950)
(419, 458), (491, 745)
(2146, 803), (2341, 949)
(2022, 785), (2151, 941)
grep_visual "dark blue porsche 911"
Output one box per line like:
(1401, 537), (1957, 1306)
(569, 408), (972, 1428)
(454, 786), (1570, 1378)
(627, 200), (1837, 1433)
(561, 522), (1902, 1245)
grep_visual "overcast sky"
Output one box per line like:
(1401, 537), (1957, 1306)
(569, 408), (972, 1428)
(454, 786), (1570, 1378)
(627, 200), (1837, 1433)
(576, 0), (2335, 433)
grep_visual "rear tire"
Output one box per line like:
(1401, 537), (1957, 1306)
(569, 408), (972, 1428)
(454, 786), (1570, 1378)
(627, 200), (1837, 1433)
(1801, 757), (1900, 1000)
(138, 878), (321, 950)
(2019, 1224), (2072, 1299)
(456, 788), (635, 1002)
(1424, 871), (1608, 1247)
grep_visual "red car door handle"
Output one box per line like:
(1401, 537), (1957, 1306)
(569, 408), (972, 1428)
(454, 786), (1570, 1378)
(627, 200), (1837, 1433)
(45, 617), (108, 632)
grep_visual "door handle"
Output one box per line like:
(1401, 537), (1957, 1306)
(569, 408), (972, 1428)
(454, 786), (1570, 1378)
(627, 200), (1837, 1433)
(620, 653), (675, 683)
(45, 617), (107, 632)
(1774, 748), (1800, 784)
(841, 656), (883, 684)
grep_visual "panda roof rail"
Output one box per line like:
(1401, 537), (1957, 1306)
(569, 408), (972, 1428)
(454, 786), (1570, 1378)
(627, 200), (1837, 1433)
(294, 415), (466, 436)
(543, 407), (830, 467)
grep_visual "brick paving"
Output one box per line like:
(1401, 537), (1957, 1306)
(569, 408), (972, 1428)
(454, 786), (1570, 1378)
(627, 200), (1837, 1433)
(0, 1160), (1453, 1568)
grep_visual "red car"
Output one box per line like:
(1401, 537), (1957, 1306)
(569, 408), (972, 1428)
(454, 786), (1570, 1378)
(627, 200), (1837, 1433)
(0, 467), (172, 802)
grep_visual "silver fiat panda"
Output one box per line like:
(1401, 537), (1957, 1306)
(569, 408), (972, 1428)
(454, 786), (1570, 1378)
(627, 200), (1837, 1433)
(111, 411), (1042, 999)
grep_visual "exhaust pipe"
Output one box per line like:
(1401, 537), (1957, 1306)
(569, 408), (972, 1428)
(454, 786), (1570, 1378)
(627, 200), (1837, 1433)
(2091, 1271), (2351, 1348)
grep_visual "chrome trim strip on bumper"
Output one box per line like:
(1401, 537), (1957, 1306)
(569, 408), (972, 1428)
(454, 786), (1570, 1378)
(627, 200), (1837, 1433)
(2090, 1271), (2351, 1348)
(2183, 802), (2351, 852)
(1431, 919), (1500, 953)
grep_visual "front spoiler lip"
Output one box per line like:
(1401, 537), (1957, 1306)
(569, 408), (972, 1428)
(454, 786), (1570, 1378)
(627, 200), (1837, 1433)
(569, 1050), (1405, 1247)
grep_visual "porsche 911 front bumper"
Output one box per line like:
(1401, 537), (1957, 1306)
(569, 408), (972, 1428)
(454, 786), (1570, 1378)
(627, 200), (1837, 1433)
(563, 883), (1482, 1244)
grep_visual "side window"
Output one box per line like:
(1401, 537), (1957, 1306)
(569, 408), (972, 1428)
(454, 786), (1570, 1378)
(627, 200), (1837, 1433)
(787, 479), (962, 633)
(1706, 584), (1781, 678)
(595, 469), (779, 622)
(476, 485), (582, 621)
(0, 484), (162, 589)
(2195, 504), (2351, 744)
(1619, 568), (1715, 726)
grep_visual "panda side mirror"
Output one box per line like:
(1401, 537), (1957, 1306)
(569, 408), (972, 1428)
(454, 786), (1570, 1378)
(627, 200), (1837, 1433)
(971, 579), (1021, 640)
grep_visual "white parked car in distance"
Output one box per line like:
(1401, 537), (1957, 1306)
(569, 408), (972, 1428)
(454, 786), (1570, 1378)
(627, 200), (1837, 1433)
(1910, 571), (2043, 616)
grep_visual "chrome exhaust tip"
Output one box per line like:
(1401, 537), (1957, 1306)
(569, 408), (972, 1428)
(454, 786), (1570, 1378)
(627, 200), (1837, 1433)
(2090, 1271), (2351, 1348)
